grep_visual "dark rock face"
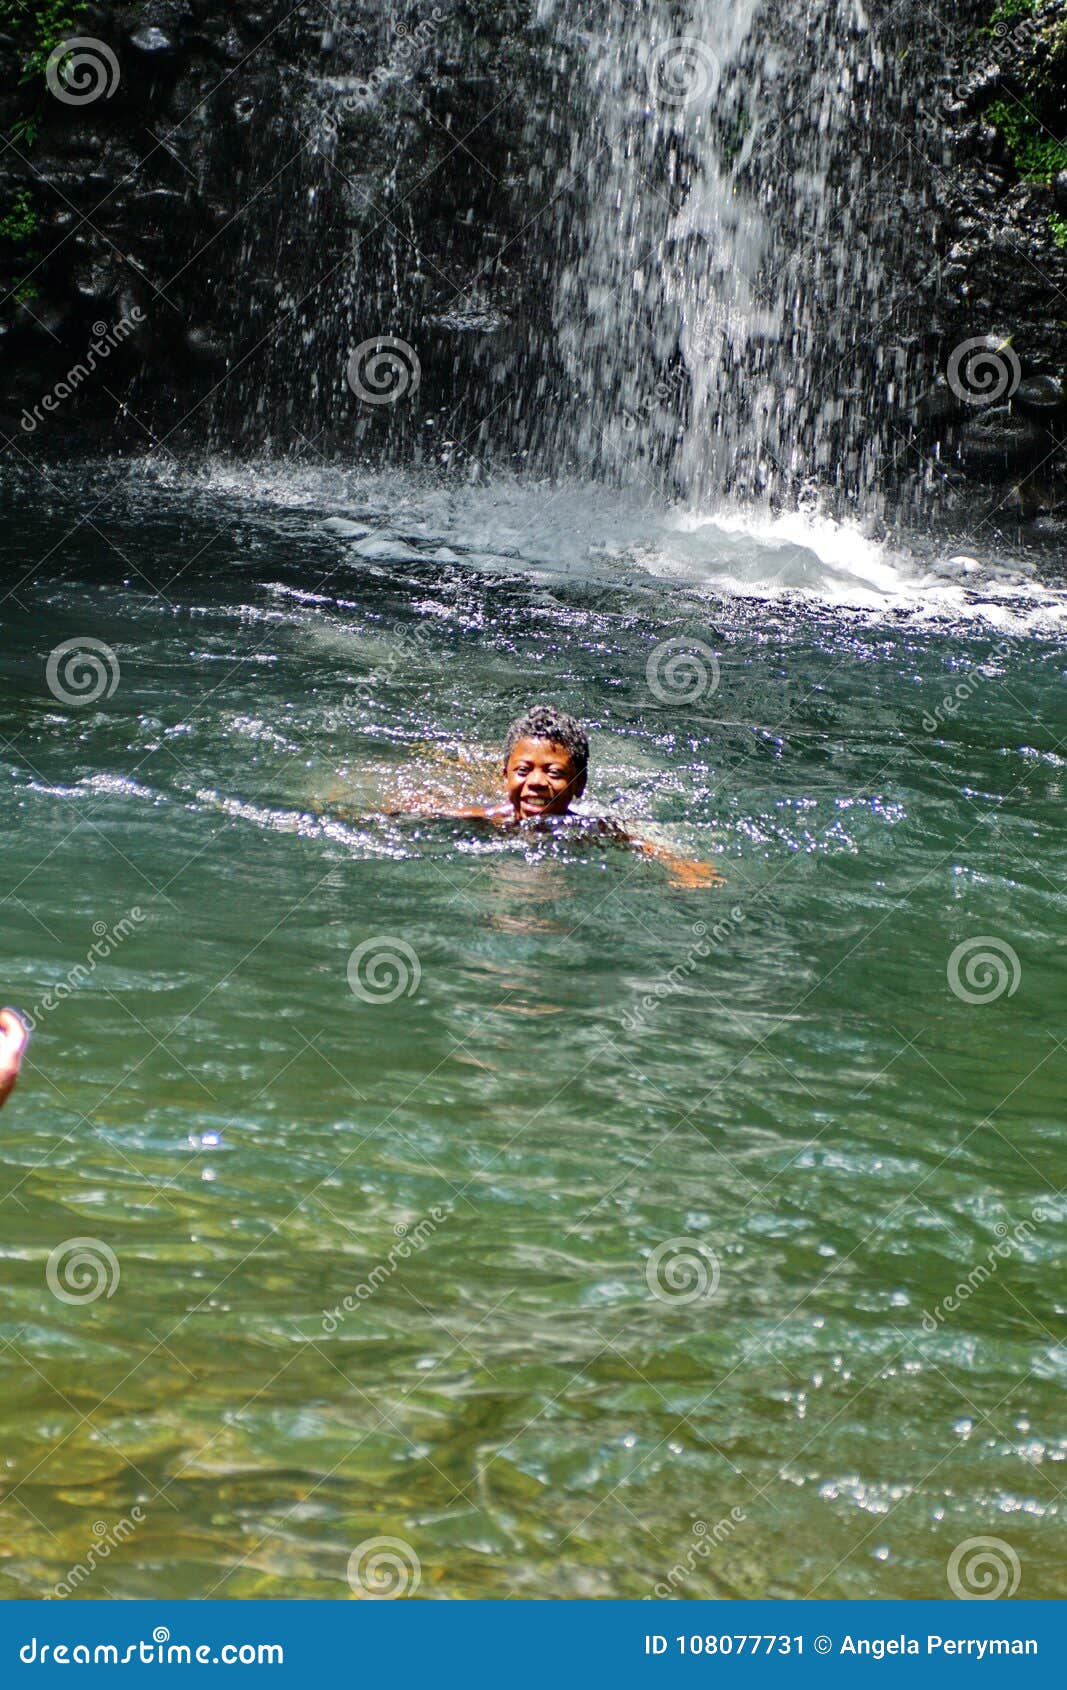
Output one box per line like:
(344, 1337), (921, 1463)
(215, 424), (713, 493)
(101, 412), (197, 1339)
(0, 0), (1064, 525)
(0, 1), (573, 458)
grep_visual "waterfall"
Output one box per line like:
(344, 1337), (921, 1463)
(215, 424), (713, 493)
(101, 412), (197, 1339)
(210, 1), (934, 512)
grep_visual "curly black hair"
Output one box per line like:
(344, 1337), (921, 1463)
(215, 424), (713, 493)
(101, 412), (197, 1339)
(503, 706), (589, 781)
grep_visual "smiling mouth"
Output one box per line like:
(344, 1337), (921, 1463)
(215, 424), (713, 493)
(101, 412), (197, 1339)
(521, 796), (551, 812)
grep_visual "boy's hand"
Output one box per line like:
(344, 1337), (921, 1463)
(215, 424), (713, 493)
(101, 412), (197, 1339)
(637, 840), (725, 888)
(0, 1010), (28, 1109)
(666, 858), (725, 890)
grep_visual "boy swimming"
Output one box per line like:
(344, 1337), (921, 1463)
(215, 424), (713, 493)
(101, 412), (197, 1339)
(413, 705), (723, 889)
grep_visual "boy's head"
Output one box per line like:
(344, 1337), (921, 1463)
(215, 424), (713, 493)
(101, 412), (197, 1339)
(503, 706), (588, 820)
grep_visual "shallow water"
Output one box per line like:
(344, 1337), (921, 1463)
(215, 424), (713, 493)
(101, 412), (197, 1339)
(1, 462), (1065, 1599)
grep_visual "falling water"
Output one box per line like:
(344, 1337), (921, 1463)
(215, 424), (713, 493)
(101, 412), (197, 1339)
(212, 2), (936, 508)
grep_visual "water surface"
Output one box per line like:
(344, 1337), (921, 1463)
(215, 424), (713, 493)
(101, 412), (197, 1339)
(1, 463), (1064, 1598)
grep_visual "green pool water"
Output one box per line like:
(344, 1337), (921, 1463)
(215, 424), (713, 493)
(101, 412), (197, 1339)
(1, 463), (1064, 1599)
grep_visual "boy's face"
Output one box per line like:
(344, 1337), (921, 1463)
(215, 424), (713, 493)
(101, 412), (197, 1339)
(504, 737), (586, 820)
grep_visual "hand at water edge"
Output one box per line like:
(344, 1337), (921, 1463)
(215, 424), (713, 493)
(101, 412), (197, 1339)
(0, 1010), (29, 1108)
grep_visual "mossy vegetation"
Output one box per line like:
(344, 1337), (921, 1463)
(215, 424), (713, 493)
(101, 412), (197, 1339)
(0, 189), (41, 301)
(0, 1), (91, 82)
(0, 3), (91, 300)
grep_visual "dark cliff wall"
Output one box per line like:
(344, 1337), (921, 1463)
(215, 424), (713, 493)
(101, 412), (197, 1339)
(1, 0), (1065, 520)
(0, 0), (576, 461)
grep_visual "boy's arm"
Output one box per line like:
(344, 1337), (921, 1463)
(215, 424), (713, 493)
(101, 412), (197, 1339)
(633, 838), (725, 888)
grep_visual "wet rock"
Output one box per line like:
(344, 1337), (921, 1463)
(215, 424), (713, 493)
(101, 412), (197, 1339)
(129, 28), (176, 58)
(1055, 172), (1067, 214)
(183, 328), (227, 369)
(1013, 374), (1066, 421)
(954, 406), (1048, 479)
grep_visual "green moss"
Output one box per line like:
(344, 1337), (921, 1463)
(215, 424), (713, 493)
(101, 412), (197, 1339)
(985, 97), (1067, 180)
(0, 188), (41, 303)
(0, 1), (91, 81)
(1050, 212), (1067, 248)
